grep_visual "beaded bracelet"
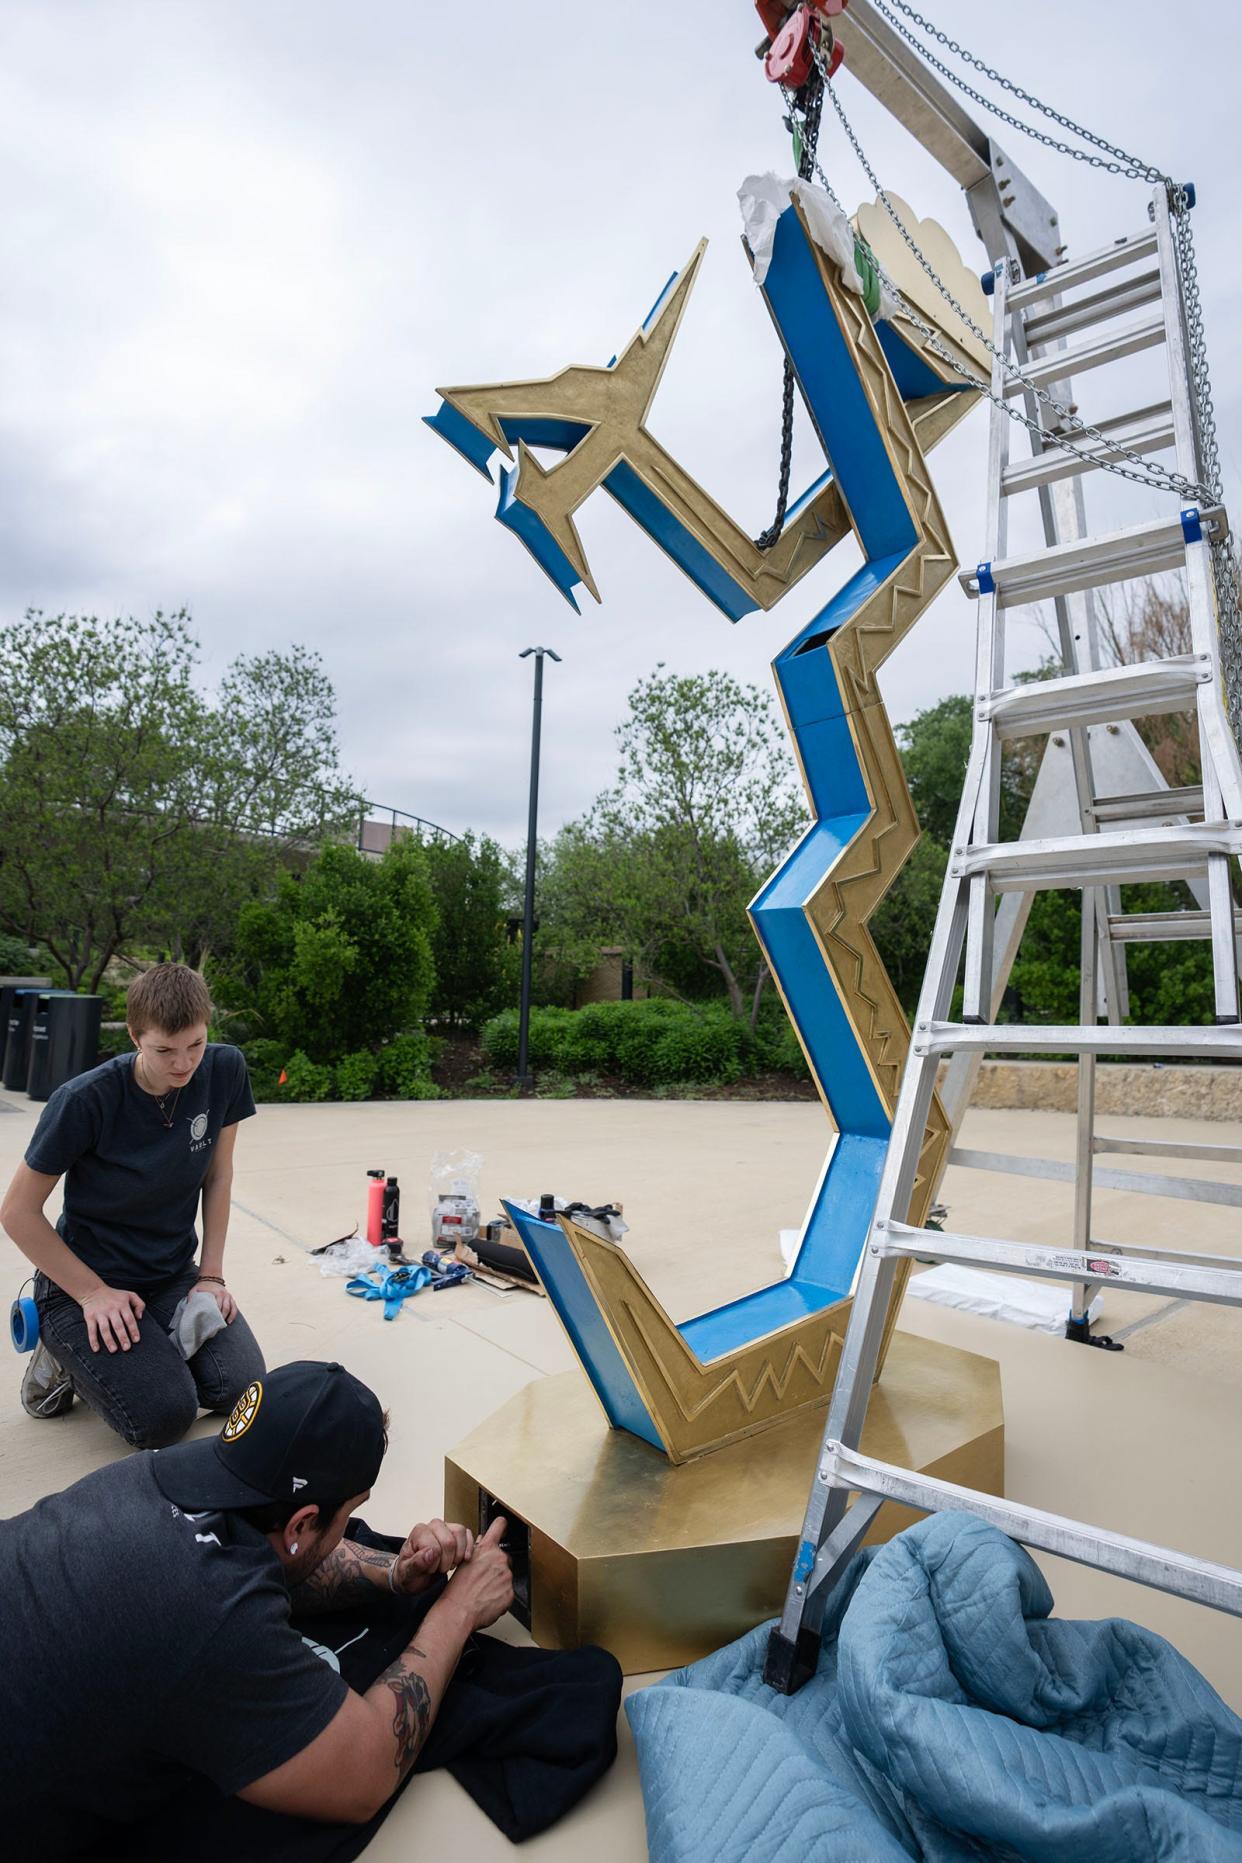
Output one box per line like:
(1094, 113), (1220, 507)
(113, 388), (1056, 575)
(196, 1274), (226, 1286)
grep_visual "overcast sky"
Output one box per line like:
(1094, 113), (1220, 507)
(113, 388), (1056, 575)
(2, 0), (1239, 847)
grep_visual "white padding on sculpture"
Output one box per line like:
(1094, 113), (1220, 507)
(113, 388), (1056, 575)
(738, 173), (899, 318)
(907, 1263), (1099, 1334)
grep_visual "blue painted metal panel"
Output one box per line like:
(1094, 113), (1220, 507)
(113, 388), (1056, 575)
(502, 1202), (666, 1452)
(762, 209), (917, 564)
(603, 460), (758, 622)
(495, 465), (583, 612)
(788, 1132), (888, 1289)
(679, 1278), (841, 1362)
(422, 401), (496, 480)
(876, 322), (972, 403)
(498, 416), (590, 453)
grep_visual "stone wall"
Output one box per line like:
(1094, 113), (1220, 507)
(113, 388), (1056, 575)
(965, 1060), (1242, 1122)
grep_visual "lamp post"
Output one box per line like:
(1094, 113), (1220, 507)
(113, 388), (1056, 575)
(516, 646), (560, 1091)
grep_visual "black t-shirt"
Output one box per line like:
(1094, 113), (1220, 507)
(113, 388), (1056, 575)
(0, 1454), (347, 1859)
(25, 1044), (256, 1290)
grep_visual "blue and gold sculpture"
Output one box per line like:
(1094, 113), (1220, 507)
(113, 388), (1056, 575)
(428, 188), (981, 1461)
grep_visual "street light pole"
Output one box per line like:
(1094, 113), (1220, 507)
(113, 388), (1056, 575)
(516, 646), (560, 1091)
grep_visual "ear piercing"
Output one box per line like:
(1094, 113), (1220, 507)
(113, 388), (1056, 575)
(290, 1542), (299, 1555)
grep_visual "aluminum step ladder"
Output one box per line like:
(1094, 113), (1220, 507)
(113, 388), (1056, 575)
(764, 184), (1242, 1694)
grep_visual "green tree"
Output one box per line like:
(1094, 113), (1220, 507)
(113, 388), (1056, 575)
(0, 610), (360, 989)
(545, 668), (807, 1024)
(423, 832), (518, 1028)
(211, 840), (437, 1061)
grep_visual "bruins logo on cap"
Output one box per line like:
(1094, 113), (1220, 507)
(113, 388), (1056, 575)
(223, 1379), (262, 1441)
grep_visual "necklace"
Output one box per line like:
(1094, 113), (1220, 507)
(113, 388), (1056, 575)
(137, 1057), (183, 1130)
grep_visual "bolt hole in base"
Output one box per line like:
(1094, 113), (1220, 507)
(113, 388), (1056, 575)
(479, 1490), (532, 1626)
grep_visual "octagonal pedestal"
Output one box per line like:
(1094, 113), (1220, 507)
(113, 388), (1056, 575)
(445, 1327), (1003, 1674)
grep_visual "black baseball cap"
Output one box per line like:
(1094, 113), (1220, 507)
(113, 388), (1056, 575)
(151, 1360), (386, 1510)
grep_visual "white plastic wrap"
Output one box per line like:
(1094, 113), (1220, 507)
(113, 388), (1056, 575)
(907, 1264), (1099, 1334)
(738, 172), (900, 319)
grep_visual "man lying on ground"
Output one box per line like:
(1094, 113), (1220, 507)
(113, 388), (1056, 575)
(1, 1359), (515, 1858)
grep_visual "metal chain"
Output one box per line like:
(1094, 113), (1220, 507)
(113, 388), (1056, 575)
(809, 46), (1211, 506)
(858, 0), (1241, 731)
(755, 69), (824, 549)
(1171, 189), (1242, 732)
(868, 0), (1164, 181)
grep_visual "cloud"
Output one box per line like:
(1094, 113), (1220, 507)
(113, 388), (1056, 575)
(0, 0), (1237, 848)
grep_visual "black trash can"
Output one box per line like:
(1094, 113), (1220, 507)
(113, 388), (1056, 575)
(25, 992), (101, 1101)
(2, 989), (49, 1091)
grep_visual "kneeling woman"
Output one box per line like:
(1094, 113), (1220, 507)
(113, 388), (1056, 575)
(1, 964), (265, 1448)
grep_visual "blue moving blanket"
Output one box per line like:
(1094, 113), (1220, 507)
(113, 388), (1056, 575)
(627, 1513), (1242, 1861)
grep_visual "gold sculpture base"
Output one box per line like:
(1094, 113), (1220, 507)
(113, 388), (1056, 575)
(445, 1329), (1003, 1673)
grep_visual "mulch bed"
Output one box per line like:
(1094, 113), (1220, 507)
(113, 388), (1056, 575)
(430, 1034), (818, 1103)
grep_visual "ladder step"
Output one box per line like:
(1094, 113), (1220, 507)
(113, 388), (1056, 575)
(985, 656), (1209, 739)
(1092, 785), (1205, 823)
(818, 1441), (1242, 1617)
(1001, 403), (1175, 497)
(1022, 268), (1162, 347)
(883, 1221), (1242, 1305)
(1003, 314), (1165, 397)
(1108, 907), (1242, 943)
(917, 1022), (1242, 1059)
(1007, 228), (1159, 312)
(954, 821), (1241, 892)
(962, 508), (1227, 609)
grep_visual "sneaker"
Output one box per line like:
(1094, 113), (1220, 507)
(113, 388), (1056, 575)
(20, 1339), (75, 1419)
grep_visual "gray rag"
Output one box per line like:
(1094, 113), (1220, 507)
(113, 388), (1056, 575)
(168, 1289), (228, 1360)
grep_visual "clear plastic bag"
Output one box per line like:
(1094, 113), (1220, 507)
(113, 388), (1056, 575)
(429, 1149), (483, 1247)
(317, 1235), (384, 1278)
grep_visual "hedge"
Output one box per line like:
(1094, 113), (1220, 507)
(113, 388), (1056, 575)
(480, 998), (808, 1087)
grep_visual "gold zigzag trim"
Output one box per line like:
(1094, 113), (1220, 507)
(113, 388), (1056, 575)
(544, 222), (974, 1462)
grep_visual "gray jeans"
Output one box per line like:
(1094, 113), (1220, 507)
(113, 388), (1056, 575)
(35, 1268), (266, 1450)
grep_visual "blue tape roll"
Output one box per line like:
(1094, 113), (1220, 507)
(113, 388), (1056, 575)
(11, 1294), (39, 1354)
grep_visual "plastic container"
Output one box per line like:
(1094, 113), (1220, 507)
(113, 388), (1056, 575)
(25, 993), (102, 1102)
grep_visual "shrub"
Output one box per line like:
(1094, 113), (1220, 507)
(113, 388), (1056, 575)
(210, 839), (437, 1064)
(241, 1037), (289, 1101)
(281, 1049), (333, 1102)
(334, 1049), (379, 1101)
(377, 1030), (435, 1099)
(96, 1024), (133, 1061)
(482, 999), (751, 1087)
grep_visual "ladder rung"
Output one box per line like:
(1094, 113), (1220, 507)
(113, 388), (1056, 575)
(985, 656), (1209, 739)
(1092, 785), (1205, 822)
(884, 1221), (1242, 1305)
(818, 1441), (1242, 1617)
(1022, 268), (1162, 347)
(1108, 907), (1242, 943)
(947, 1145), (1242, 1211)
(953, 821), (1241, 892)
(917, 1022), (1242, 1059)
(1001, 405), (1175, 497)
(961, 509), (1227, 609)
(1007, 228), (1159, 312)
(1003, 314), (1166, 397)
(1093, 1134), (1242, 1166)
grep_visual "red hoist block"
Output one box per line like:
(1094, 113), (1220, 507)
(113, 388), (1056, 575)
(755, 0), (789, 38)
(764, 5), (817, 86)
(763, 4), (847, 86)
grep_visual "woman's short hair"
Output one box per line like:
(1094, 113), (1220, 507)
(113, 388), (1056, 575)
(126, 963), (214, 1037)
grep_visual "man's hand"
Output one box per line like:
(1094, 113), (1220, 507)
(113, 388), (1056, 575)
(196, 1279), (237, 1322)
(440, 1516), (514, 1631)
(392, 1517), (475, 1594)
(80, 1285), (145, 1353)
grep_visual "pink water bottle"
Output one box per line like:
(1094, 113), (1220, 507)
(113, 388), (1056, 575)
(366, 1169), (385, 1247)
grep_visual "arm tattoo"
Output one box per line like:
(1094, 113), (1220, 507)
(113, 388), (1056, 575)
(381, 1650), (432, 1775)
(288, 1541), (396, 1614)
